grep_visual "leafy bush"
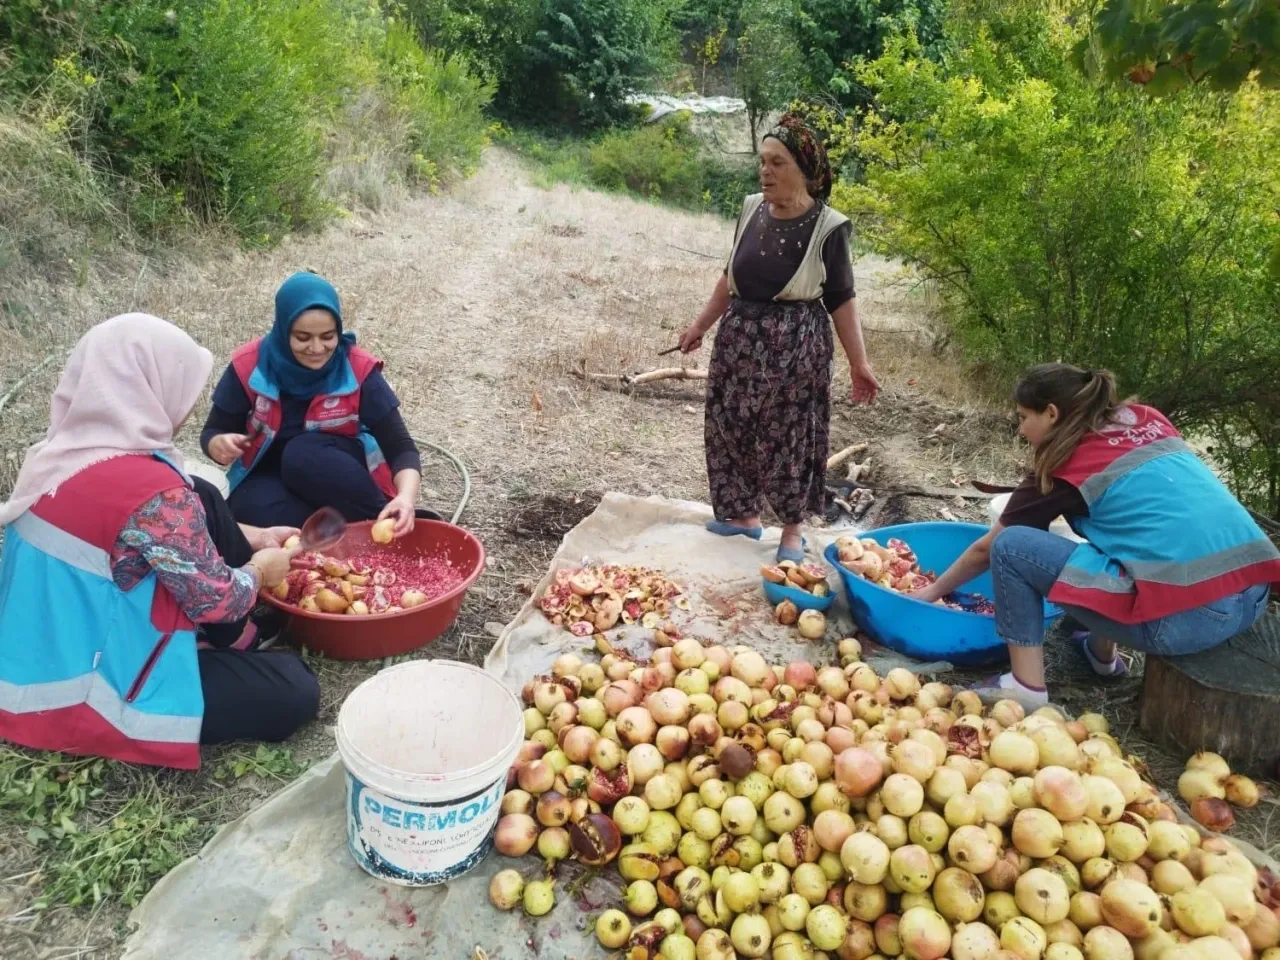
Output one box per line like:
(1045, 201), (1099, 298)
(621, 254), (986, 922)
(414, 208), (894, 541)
(377, 21), (494, 188)
(0, 0), (491, 248)
(677, 0), (949, 107)
(503, 116), (757, 217)
(509, 0), (682, 129)
(789, 0), (949, 96)
(403, 0), (542, 90)
(89, 0), (331, 240)
(701, 158), (760, 219)
(1082, 0), (1280, 93)
(586, 116), (760, 215)
(404, 0), (682, 130)
(588, 116), (704, 203)
(838, 17), (1280, 516)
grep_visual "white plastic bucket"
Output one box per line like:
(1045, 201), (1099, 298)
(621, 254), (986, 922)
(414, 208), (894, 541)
(336, 659), (523, 886)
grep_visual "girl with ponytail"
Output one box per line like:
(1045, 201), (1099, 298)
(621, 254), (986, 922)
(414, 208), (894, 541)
(913, 362), (1278, 706)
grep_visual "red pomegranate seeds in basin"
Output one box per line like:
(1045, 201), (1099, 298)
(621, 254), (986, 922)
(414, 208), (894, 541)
(342, 552), (465, 605)
(276, 549), (465, 615)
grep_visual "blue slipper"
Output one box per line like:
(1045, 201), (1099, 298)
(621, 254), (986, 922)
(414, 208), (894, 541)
(705, 519), (763, 540)
(776, 537), (808, 564)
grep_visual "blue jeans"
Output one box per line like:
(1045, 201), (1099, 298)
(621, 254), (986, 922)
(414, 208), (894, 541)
(990, 526), (1271, 656)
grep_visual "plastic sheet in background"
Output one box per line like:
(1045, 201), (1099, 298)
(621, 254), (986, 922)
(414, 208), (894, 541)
(122, 492), (958, 960)
(626, 94), (746, 123)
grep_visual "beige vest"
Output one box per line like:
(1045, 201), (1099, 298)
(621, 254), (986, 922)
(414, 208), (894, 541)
(726, 193), (850, 303)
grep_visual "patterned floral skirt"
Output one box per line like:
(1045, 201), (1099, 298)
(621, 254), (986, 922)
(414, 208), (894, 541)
(704, 297), (833, 526)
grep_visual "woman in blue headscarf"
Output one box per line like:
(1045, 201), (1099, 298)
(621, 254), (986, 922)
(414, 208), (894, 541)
(202, 272), (424, 534)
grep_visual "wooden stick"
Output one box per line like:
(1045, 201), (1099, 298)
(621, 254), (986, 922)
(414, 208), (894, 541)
(0, 353), (59, 415)
(667, 243), (723, 261)
(880, 485), (995, 501)
(826, 442), (869, 470)
(573, 366), (708, 386)
(624, 367), (707, 386)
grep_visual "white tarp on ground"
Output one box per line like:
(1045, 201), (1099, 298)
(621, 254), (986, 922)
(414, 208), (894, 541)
(629, 93), (747, 123)
(121, 493), (947, 960)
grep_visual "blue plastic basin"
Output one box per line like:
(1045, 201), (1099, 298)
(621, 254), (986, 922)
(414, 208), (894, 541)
(762, 578), (835, 613)
(825, 522), (1061, 668)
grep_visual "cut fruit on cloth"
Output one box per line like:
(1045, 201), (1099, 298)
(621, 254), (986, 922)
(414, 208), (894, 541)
(121, 494), (950, 960)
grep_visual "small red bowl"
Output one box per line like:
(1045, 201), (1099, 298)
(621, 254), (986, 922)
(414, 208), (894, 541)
(260, 519), (486, 661)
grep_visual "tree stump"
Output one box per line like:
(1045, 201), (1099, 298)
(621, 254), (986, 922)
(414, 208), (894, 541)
(1140, 608), (1280, 778)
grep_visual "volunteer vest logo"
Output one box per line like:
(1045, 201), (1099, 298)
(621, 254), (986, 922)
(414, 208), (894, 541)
(225, 338), (396, 498)
(1047, 404), (1280, 624)
(1097, 404), (1166, 448)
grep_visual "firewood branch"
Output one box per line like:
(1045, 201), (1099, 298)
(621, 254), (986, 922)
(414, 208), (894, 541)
(572, 364), (709, 387)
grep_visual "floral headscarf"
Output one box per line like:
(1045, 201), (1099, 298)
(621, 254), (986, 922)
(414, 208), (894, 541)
(763, 113), (833, 201)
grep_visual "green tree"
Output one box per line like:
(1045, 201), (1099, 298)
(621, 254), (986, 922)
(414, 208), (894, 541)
(790, 0), (950, 97)
(676, 0), (950, 109)
(838, 22), (1280, 516)
(736, 0), (805, 149)
(505, 0), (682, 128)
(1081, 0), (1280, 94)
(401, 0), (542, 90)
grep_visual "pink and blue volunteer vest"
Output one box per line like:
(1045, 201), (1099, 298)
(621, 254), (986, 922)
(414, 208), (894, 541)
(1047, 405), (1280, 624)
(0, 456), (203, 768)
(226, 339), (397, 497)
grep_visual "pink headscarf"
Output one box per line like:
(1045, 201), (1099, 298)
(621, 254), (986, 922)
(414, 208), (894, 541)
(0, 313), (214, 526)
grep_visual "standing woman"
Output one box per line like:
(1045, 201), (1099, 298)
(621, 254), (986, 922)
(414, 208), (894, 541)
(202, 272), (422, 534)
(680, 114), (879, 563)
(913, 363), (1278, 706)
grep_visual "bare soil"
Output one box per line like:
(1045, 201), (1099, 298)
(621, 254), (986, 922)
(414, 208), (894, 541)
(1, 150), (1270, 959)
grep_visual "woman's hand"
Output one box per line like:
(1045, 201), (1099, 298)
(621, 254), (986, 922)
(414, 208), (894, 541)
(679, 322), (708, 354)
(910, 581), (945, 605)
(850, 361), (880, 404)
(681, 276), (731, 354)
(247, 547), (296, 589)
(378, 494), (416, 539)
(209, 433), (250, 466)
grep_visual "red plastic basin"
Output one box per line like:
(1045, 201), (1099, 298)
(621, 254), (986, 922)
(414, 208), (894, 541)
(260, 519), (486, 661)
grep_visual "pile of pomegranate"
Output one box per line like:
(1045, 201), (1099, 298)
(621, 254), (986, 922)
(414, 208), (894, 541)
(1177, 754), (1262, 834)
(836, 535), (996, 614)
(835, 537), (935, 594)
(270, 549), (464, 615)
(763, 562), (834, 599)
(761, 560), (833, 641)
(486, 639), (1278, 960)
(538, 564), (689, 637)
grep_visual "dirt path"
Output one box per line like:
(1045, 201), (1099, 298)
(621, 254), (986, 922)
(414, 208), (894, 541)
(0, 149), (1026, 958)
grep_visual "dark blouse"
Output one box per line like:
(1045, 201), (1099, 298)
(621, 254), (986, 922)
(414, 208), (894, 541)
(726, 201), (856, 313)
(200, 367), (421, 475)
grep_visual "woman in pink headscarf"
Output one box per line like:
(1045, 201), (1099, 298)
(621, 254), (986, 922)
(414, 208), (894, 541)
(0, 314), (319, 769)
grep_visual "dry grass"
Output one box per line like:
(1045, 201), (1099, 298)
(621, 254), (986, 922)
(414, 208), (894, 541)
(3, 148), (1271, 959)
(321, 91), (415, 214)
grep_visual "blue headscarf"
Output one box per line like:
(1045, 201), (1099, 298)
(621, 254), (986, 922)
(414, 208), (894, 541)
(259, 272), (356, 397)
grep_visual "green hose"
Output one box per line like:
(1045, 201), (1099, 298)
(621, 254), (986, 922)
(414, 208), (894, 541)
(414, 437), (471, 524)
